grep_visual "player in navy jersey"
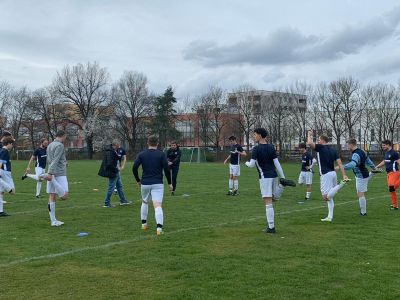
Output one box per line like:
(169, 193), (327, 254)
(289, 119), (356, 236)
(22, 138), (49, 198)
(342, 139), (376, 215)
(0, 137), (16, 217)
(245, 128), (293, 234)
(133, 135), (172, 235)
(307, 131), (348, 222)
(298, 143), (316, 200)
(224, 136), (246, 195)
(375, 140), (400, 210)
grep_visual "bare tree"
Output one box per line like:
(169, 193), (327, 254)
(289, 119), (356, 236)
(0, 81), (13, 132)
(111, 71), (153, 154)
(7, 87), (30, 143)
(52, 61), (109, 158)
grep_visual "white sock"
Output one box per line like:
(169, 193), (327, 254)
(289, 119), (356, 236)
(327, 182), (345, 199)
(0, 194), (3, 212)
(359, 197), (367, 214)
(155, 207), (164, 228)
(36, 182), (42, 196)
(229, 179), (233, 190)
(48, 202), (56, 223)
(234, 180), (239, 190)
(266, 204), (275, 229)
(141, 203), (148, 222)
(27, 174), (39, 181)
(306, 192), (311, 199)
(327, 198), (334, 219)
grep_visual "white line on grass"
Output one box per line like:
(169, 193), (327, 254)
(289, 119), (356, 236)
(0, 195), (387, 268)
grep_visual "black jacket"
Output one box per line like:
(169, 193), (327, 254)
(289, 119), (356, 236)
(98, 145), (119, 178)
(166, 147), (181, 167)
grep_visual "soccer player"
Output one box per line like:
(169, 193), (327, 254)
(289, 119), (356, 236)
(342, 139), (376, 216)
(374, 140), (400, 210)
(0, 131), (13, 147)
(0, 137), (16, 217)
(133, 135), (172, 235)
(167, 141), (181, 196)
(99, 139), (130, 207)
(307, 131), (349, 222)
(22, 138), (49, 198)
(245, 128), (294, 234)
(46, 130), (69, 227)
(114, 144), (127, 195)
(224, 136), (246, 196)
(298, 142), (315, 200)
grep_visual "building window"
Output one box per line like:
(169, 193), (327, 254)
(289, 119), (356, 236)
(175, 120), (193, 138)
(299, 98), (306, 104)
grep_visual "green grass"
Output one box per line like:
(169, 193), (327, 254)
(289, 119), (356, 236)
(1, 161), (400, 299)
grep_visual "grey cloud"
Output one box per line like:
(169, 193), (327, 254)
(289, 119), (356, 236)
(183, 6), (400, 67)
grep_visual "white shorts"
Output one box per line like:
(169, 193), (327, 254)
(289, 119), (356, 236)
(259, 177), (280, 198)
(356, 177), (369, 193)
(298, 171), (313, 185)
(35, 167), (45, 176)
(320, 171), (337, 196)
(0, 170), (15, 192)
(141, 184), (164, 203)
(229, 164), (240, 176)
(46, 176), (69, 194)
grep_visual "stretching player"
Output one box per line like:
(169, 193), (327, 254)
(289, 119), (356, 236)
(224, 136), (246, 195)
(245, 128), (294, 234)
(298, 143), (315, 200)
(22, 138), (49, 198)
(375, 140), (400, 210)
(0, 137), (16, 217)
(307, 131), (348, 222)
(341, 139), (376, 216)
(133, 135), (172, 235)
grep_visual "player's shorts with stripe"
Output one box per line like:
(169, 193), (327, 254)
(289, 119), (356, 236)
(46, 176), (69, 194)
(387, 171), (400, 188)
(141, 184), (164, 203)
(0, 170), (15, 192)
(298, 171), (313, 185)
(320, 171), (337, 195)
(229, 164), (240, 176)
(259, 177), (280, 198)
(356, 177), (369, 193)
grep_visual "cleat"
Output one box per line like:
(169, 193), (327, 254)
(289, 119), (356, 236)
(360, 212), (367, 216)
(21, 174), (28, 180)
(142, 224), (148, 231)
(119, 201), (132, 206)
(0, 211), (10, 217)
(35, 195), (40, 199)
(371, 167), (384, 174)
(226, 191), (232, 196)
(279, 178), (296, 187)
(103, 204), (115, 208)
(232, 190), (239, 196)
(171, 191), (175, 196)
(156, 228), (163, 236)
(321, 217), (332, 222)
(390, 205), (398, 210)
(51, 220), (64, 227)
(263, 227), (276, 234)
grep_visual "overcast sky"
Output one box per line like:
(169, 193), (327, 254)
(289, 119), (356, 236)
(1, 0), (400, 100)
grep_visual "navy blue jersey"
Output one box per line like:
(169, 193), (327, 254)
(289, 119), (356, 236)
(230, 144), (244, 165)
(132, 149), (172, 185)
(301, 152), (313, 172)
(315, 144), (339, 175)
(384, 149), (399, 173)
(0, 148), (11, 172)
(34, 147), (47, 168)
(351, 148), (369, 178)
(116, 147), (126, 162)
(251, 144), (278, 179)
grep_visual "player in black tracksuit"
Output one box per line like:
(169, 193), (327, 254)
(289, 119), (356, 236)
(166, 141), (181, 196)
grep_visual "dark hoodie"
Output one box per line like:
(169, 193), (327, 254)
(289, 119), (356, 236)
(98, 145), (119, 178)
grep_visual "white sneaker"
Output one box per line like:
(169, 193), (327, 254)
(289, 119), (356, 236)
(321, 217), (332, 222)
(51, 220), (64, 227)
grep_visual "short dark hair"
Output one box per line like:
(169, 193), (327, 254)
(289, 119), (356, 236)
(2, 136), (14, 146)
(56, 130), (66, 138)
(382, 139), (392, 146)
(148, 135), (158, 147)
(346, 138), (357, 146)
(299, 143), (307, 149)
(254, 128), (268, 138)
(319, 135), (329, 143)
(40, 138), (48, 144)
(228, 136), (236, 141)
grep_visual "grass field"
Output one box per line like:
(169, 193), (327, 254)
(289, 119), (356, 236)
(1, 160), (400, 299)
